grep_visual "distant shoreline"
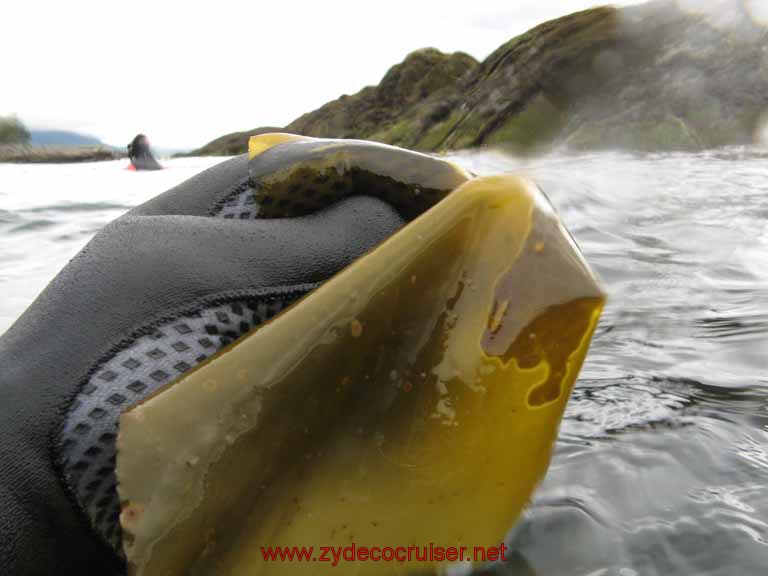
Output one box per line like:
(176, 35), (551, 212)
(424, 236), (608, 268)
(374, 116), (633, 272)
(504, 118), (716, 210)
(0, 144), (126, 164)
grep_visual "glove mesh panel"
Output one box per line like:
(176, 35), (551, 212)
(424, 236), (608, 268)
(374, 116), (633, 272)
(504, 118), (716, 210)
(59, 296), (295, 552)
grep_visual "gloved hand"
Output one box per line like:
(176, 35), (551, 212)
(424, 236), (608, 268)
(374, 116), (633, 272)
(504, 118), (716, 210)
(0, 137), (469, 575)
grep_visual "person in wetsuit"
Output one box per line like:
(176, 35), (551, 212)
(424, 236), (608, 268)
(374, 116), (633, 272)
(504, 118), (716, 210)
(127, 133), (162, 170)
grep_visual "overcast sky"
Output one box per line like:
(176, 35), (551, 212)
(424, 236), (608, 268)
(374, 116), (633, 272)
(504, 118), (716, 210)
(2, 0), (645, 149)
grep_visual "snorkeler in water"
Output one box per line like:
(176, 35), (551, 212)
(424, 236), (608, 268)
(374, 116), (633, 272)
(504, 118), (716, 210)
(127, 133), (163, 171)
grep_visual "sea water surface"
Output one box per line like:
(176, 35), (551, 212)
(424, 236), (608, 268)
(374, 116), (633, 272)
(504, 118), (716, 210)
(1, 150), (766, 575)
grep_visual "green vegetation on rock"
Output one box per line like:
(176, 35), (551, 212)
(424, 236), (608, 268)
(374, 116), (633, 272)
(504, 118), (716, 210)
(192, 1), (768, 155)
(484, 94), (567, 153)
(565, 114), (703, 151)
(285, 48), (478, 150)
(0, 116), (30, 145)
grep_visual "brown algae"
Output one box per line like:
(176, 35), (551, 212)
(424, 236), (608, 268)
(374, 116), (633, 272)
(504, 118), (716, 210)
(117, 168), (604, 575)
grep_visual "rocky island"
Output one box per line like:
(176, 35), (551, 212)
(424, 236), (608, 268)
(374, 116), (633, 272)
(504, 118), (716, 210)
(0, 116), (124, 163)
(190, 0), (768, 155)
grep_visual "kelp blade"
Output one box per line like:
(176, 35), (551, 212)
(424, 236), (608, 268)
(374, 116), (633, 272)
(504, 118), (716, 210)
(117, 175), (605, 575)
(248, 133), (313, 160)
(245, 133), (472, 220)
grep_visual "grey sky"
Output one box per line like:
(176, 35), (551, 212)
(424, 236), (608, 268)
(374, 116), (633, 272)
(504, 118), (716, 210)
(2, 0), (645, 149)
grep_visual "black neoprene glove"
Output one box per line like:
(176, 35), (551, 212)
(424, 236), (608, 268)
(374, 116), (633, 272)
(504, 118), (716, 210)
(0, 138), (469, 575)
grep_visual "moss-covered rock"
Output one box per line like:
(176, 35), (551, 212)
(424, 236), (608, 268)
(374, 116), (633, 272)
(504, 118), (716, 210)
(180, 127), (291, 157)
(192, 0), (768, 154)
(484, 94), (567, 153)
(285, 48), (477, 149)
(565, 114), (703, 151)
(191, 49), (477, 155)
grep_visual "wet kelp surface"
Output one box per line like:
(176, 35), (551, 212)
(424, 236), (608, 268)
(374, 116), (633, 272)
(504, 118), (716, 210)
(458, 147), (768, 576)
(116, 141), (604, 575)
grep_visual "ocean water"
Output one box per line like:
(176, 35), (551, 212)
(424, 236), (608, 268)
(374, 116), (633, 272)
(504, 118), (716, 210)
(455, 148), (768, 576)
(1, 150), (767, 575)
(0, 157), (226, 333)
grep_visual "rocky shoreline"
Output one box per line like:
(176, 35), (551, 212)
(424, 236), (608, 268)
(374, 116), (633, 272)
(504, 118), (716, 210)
(192, 0), (768, 155)
(0, 144), (125, 164)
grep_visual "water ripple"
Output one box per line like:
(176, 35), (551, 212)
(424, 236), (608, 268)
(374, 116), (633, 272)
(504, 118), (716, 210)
(19, 201), (134, 213)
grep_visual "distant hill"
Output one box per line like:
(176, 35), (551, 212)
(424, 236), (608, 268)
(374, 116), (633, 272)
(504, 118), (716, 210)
(192, 1), (768, 155)
(179, 126), (291, 157)
(29, 130), (103, 147)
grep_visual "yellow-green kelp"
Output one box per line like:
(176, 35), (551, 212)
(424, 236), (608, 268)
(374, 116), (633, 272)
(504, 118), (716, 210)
(245, 133), (472, 219)
(117, 138), (605, 576)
